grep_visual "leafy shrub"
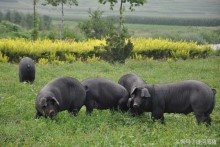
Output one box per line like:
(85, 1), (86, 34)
(86, 55), (101, 62)
(39, 30), (58, 40)
(2, 10), (52, 30)
(63, 27), (86, 41)
(64, 53), (76, 63)
(101, 27), (133, 63)
(0, 21), (31, 39)
(0, 52), (9, 63)
(132, 38), (212, 59)
(0, 38), (213, 63)
(78, 9), (115, 40)
(38, 58), (49, 65)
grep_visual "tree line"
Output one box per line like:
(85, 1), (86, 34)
(122, 16), (220, 26)
(0, 10), (52, 30)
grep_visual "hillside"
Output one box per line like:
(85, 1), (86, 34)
(0, 0), (220, 20)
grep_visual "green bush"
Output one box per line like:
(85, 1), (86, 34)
(63, 27), (86, 41)
(0, 21), (31, 39)
(78, 9), (116, 40)
(101, 27), (133, 64)
(2, 10), (52, 30)
(0, 38), (213, 63)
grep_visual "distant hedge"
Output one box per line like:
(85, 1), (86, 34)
(0, 38), (212, 63)
(107, 16), (220, 26)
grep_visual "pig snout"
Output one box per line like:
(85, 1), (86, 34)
(48, 110), (56, 118)
(133, 103), (140, 108)
(127, 98), (133, 108)
(133, 99), (141, 108)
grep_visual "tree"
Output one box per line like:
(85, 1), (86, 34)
(78, 9), (115, 39)
(101, 27), (133, 64)
(0, 11), (3, 22)
(25, 14), (34, 29)
(99, 0), (146, 28)
(5, 11), (13, 22)
(39, 15), (52, 30)
(43, 0), (78, 39)
(32, 0), (39, 40)
(98, 0), (146, 63)
(14, 11), (22, 25)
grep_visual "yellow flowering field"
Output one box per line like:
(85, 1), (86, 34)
(0, 38), (212, 63)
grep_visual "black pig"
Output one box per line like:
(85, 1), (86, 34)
(118, 73), (147, 115)
(35, 77), (86, 118)
(19, 57), (35, 83)
(129, 80), (216, 124)
(81, 78), (129, 114)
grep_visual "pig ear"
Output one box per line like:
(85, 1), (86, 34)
(40, 97), (47, 107)
(131, 87), (137, 95)
(84, 85), (89, 92)
(212, 89), (216, 95)
(51, 97), (60, 106)
(141, 88), (151, 98)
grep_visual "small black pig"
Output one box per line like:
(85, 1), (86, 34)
(19, 57), (35, 83)
(81, 78), (129, 114)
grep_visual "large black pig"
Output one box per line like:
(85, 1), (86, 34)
(19, 57), (35, 83)
(129, 80), (216, 124)
(81, 78), (129, 114)
(118, 73), (147, 115)
(35, 77), (86, 118)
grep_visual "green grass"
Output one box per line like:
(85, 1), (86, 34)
(51, 20), (220, 44)
(126, 24), (220, 38)
(0, 57), (220, 146)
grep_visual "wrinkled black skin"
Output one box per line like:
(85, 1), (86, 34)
(81, 78), (129, 115)
(35, 77), (86, 119)
(131, 80), (216, 125)
(118, 73), (147, 115)
(19, 57), (35, 83)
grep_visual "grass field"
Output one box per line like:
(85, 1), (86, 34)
(0, 57), (220, 146)
(52, 20), (220, 44)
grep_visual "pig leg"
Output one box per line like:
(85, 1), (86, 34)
(194, 112), (211, 125)
(151, 108), (165, 123)
(68, 108), (79, 116)
(85, 100), (95, 115)
(118, 97), (129, 112)
(204, 114), (211, 125)
(68, 102), (83, 116)
(86, 107), (93, 115)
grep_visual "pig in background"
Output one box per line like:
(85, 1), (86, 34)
(19, 57), (35, 83)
